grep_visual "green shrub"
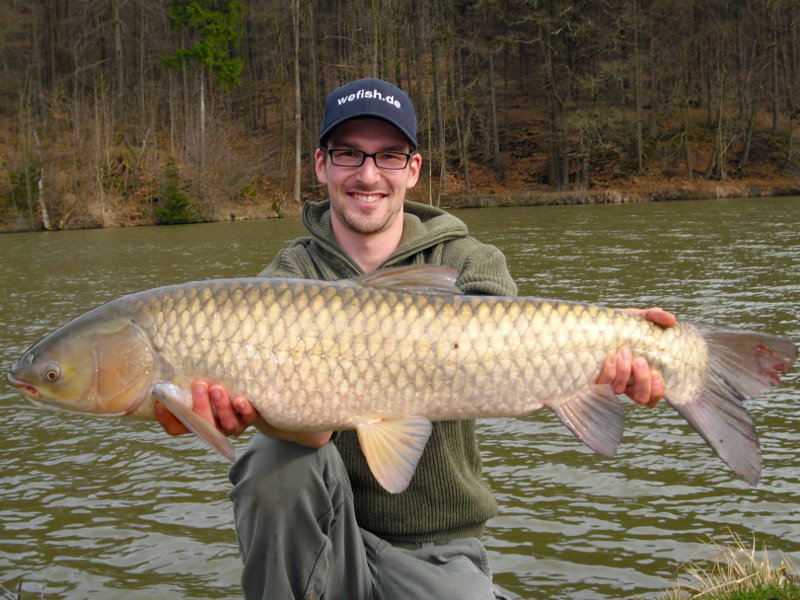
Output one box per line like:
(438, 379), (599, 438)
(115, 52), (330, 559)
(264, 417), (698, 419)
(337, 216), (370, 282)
(154, 160), (198, 225)
(5, 163), (39, 212)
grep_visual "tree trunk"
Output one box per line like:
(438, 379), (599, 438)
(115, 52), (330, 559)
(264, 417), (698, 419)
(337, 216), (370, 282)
(181, 30), (190, 157)
(681, 106), (694, 180)
(737, 105), (755, 172)
(432, 40), (446, 205)
(633, 0), (644, 175)
(112, 0), (124, 101)
(138, 1), (147, 145)
(455, 51), (472, 197)
(37, 170), (51, 230)
(293, 0), (302, 208)
(32, 130), (51, 230)
(488, 49), (503, 178)
(541, 21), (561, 190)
(771, 1), (781, 135)
(199, 68), (206, 176)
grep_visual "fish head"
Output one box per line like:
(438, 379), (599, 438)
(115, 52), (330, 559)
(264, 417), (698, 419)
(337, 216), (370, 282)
(7, 311), (158, 417)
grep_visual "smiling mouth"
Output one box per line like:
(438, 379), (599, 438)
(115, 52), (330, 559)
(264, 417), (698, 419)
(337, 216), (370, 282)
(351, 192), (384, 204)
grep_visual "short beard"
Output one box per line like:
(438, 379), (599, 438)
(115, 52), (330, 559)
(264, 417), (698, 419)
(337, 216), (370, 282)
(331, 199), (401, 235)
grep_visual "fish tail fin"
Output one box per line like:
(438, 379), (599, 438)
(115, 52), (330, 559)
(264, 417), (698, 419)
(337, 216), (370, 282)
(550, 384), (625, 457)
(668, 327), (797, 485)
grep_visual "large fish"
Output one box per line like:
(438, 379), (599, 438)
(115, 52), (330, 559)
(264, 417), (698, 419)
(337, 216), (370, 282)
(6, 266), (797, 492)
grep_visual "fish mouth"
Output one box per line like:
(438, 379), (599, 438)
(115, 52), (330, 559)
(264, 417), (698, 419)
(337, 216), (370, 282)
(6, 371), (42, 399)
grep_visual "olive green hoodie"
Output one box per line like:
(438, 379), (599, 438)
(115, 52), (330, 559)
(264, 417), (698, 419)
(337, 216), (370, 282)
(258, 199), (517, 543)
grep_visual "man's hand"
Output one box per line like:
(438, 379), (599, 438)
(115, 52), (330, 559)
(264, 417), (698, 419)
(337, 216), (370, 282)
(155, 380), (257, 437)
(596, 307), (678, 408)
(154, 380), (332, 448)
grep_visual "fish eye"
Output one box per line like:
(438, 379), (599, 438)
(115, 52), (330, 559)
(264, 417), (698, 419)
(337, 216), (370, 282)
(43, 364), (61, 383)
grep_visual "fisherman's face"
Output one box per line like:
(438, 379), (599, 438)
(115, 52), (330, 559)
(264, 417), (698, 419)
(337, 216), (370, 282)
(316, 118), (421, 238)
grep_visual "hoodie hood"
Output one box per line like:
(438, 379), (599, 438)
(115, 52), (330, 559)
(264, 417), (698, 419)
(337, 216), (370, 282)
(301, 199), (470, 272)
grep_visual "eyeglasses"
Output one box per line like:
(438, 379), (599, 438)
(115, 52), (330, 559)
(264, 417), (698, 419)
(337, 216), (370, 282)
(325, 148), (413, 170)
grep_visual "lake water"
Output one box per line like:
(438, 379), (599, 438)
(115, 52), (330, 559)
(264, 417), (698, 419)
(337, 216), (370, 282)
(1, 196), (798, 599)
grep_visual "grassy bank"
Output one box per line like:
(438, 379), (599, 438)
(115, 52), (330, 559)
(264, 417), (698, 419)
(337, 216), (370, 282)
(654, 535), (800, 600)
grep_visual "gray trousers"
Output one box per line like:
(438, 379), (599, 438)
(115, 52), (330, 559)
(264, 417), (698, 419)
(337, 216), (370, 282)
(228, 433), (514, 600)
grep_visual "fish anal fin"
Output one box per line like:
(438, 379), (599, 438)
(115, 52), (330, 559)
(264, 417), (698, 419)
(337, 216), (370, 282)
(356, 415), (433, 494)
(353, 266), (462, 296)
(549, 384), (624, 458)
(152, 382), (235, 461)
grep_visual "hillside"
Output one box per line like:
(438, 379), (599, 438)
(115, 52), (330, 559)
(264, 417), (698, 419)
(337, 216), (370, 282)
(3, 105), (797, 233)
(2, 1), (799, 231)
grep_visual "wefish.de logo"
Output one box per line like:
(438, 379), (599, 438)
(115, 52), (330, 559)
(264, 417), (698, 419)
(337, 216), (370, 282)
(337, 88), (402, 109)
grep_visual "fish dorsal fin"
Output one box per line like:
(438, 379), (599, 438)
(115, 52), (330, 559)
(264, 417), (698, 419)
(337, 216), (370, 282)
(356, 416), (433, 493)
(353, 266), (462, 296)
(152, 382), (235, 461)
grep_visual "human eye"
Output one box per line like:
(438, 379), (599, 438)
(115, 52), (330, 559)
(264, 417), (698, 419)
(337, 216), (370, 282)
(377, 152), (408, 168)
(330, 149), (363, 166)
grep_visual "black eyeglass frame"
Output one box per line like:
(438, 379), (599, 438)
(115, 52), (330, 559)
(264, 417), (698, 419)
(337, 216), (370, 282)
(323, 148), (414, 170)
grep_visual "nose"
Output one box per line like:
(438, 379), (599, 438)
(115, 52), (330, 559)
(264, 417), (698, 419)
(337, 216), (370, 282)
(353, 155), (382, 184)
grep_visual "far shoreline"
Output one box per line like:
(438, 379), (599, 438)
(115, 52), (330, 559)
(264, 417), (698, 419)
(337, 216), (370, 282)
(2, 179), (799, 233)
(439, 180), (800, 210)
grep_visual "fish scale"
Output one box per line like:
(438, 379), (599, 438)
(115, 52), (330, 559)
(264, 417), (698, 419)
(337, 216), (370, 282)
(7, 266), (797, 493)
(131, 280), (715, 422)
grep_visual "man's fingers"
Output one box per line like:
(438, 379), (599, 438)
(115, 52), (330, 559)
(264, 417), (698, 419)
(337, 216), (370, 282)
(646, 372), (665, 408)
(209, 384), (244, 435)
(626, 357), (651, 404)
(597, 354), (617, 385)
(233, 395), (258, 427)
(597, 348), (634, 394)
(191, 380), (217, 424)
(154, 401), (190, 436)
(157, 380), (257, 439)
(643, 307), (678, 328)
(612, 347), (632, 394)
(622, 306), (678, 328)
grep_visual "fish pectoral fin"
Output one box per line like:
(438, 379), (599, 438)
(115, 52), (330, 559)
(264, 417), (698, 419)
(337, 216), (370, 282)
(356, 416), (433, 494)
(152, 382), (235, 461)
(549, 384), (624, 457)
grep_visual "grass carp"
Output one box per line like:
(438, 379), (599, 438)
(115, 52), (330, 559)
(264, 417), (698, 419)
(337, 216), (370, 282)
(6, 266), (797, 492)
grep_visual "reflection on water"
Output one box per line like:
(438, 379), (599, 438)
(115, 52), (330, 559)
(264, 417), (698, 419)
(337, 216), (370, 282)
(1, 197), (798, 599)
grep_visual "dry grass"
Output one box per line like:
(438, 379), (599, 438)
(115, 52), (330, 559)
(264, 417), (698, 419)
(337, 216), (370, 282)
(656, 533), (800, 600)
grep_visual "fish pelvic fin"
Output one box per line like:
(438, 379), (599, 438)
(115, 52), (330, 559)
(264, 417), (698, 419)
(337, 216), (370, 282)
(549, 384), (624, 457)
(152, 382), (235, 461)
(356, 415), (433, 494)
(669, 327), (797, 486)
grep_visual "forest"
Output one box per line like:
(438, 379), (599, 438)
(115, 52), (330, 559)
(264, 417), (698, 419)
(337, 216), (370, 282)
(1, 0), (799, 231)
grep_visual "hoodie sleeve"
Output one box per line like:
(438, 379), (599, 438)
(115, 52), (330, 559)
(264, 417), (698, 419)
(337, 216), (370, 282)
(257, 239), (318, 278)
(443, 237), (518, 297)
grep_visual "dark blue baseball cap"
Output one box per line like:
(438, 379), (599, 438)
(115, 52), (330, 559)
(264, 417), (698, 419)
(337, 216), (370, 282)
(319, 78), (417, 149)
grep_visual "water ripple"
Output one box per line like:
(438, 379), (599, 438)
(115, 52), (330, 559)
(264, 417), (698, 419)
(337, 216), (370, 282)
(1, 198), (798, 599)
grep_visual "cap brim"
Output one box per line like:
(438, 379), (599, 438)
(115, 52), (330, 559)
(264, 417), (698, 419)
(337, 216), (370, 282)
(319, 114), (417, 149)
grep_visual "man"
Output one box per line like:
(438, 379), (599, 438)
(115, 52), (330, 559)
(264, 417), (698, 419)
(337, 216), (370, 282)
(156, 78), (676, 599)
